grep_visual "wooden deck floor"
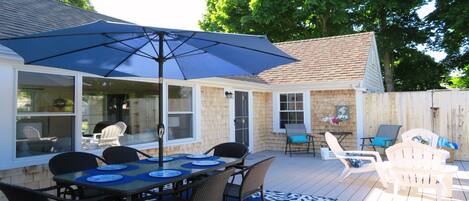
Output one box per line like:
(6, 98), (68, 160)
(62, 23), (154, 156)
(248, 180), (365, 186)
(245, 151), (469, 201)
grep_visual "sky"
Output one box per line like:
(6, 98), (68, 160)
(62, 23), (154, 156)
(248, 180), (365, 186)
(91, 0), (446, 61)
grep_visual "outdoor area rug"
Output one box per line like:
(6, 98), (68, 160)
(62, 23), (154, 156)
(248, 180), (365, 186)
(243, 190), (337, 201)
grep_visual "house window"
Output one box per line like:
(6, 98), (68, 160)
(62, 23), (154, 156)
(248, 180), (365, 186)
(81, 77), (159, 150)
(279, 93), (304, 129)
(16, 71), (75, 158)
(168, 85), (193, 141)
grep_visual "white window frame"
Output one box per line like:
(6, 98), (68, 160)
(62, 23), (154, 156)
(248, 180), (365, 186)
(5, 64), (202, 170)
(13, 69), (78, 162)
(273, 91), (311, 133)
(164, 80), (200, 145)
(164, 83), (196, 144)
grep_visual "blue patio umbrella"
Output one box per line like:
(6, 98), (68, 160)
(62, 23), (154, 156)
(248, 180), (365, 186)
(0, 20), (296, 166)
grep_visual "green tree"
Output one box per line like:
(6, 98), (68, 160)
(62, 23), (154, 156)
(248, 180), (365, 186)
(200, 0), (353, 42)
(426, 0), (469, 88)
(59, 0), (95, 11)
(350, 0), (428, 91)
(393, 48), (446, 91)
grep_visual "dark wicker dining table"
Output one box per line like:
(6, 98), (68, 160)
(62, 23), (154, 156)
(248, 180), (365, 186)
(53, 153), (241, 200)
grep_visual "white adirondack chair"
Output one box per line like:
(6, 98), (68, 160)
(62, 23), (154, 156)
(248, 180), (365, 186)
(401, 128), (439, 147)
(385, 142), (458, 201)
(97, 125), (124, 147)
(22, 126), (41, 141)
(325, 132), (385, 183)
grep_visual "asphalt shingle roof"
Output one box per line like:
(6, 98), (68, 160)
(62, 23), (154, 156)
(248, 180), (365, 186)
(0, 0), (125, 39)
(259, 32), (374, 84)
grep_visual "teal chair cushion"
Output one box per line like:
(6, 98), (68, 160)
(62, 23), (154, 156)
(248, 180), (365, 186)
(369, 136), (391, 147)
(288, 135), (309, 143)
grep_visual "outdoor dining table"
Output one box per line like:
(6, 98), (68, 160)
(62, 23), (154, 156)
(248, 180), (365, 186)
(53, 153), (241, 200)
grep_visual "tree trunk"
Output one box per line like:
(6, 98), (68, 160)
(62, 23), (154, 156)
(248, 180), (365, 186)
(383, 51), (395, 91)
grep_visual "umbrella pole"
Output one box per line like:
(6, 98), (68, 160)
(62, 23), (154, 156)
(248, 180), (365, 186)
(157, 33), (165, 167)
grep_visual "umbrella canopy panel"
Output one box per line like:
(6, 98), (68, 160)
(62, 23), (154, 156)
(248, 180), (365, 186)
(0, 20), (296, 79)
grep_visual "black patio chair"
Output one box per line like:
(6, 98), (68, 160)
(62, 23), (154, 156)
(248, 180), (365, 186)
(204, 142), (249, 165)
(48, 152), (108, 199)
(360, 124), (402, 151)
(223, 156), (275, 201)
(143, 168), (235, 201)
(0, 182), (112, 201)
(93, 121), (115, 133)
(284, 124), (315, 157)
(204, 142), (249, 182)
(103, 146), (152, 164)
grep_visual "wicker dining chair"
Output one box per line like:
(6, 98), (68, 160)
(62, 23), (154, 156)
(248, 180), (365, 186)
(223, 156), (275, 201)
(144, 168), (235, 201)
(205, 142), (249, 165)
(48, 152), (108, 199)
(103, 146), (152, 164)
(0, 182), (112, 201)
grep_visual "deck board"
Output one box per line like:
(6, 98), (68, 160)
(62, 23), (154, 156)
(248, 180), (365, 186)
(247, 151), (469, 201)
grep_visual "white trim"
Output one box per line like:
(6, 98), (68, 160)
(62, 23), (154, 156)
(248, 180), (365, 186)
(272, 91), (311, 133)
(304, 91), (312, 132)
(194, 85), (202, 142)
(165, 82), (198, 143)
(229, 90), (254, 151)
(355, 89), (365, 149)
(226, 88), (235, 142)
(248, 90), (254, 152)
(75, 75), (83, 152)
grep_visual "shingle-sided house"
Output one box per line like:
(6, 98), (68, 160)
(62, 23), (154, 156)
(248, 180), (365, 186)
(0, 0), (383, 190)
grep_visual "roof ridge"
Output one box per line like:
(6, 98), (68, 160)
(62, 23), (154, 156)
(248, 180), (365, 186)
(274, 32), (374, 45)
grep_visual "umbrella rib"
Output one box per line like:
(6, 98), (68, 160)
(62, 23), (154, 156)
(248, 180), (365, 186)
(102, 33), (156, 59)
(0, 32), (149, 41)
(166, 43), (219, 60)
(173, 34), (297, 61)
(103, 45), (154, 59)
(163, 39), (188, 80)
(163, 32), (196, 59)
(25, 34), (147, 64)
(104, 34), (159, 77)
(142, 27), (159, 57)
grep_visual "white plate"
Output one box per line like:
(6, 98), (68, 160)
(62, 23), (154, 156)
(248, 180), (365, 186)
(96, 164), (127, 171)
(191, 160), (220, 166)
(148, 170), (182, 178)
(186, 154), (211, 159)
(86, 174), (123, 183)
(146, 156), (174, 162)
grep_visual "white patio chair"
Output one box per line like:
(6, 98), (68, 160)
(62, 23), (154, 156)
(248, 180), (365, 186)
(83, 125), (124, 148)
(114, 121), (127, 136)
(325, 132), (385, 183)
(22, 126), (41, 141)
(385, 142), (458, 201)
(401, 128), (439, 147)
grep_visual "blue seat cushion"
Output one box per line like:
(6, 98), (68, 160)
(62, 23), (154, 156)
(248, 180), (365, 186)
(369, 136), (391, 147)
(288, 135), (309, 143)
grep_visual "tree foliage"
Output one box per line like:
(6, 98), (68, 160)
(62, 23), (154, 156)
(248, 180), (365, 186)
(393, 48), (446, 91)
(59, 0), (95, 11)
(200, 0), (353, 42)
(426, 0), (469, 88)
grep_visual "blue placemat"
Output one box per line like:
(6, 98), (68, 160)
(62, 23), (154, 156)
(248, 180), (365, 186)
(85, 164), (140, 174)
(184, 155), (220, 160)
(75, 174), (135, 186)
(181, 161), (226, 169)
(135, 169), (191, 182)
